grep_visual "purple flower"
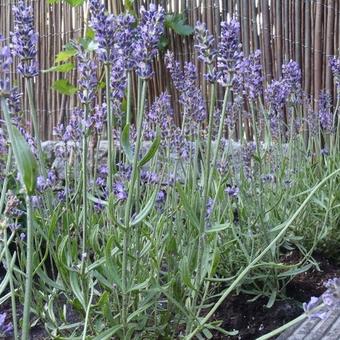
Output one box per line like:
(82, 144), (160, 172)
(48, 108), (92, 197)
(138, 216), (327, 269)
(111, 58), (127, 116)
(329, 56), (340, 91)
(233, 50), (263, 100)
(281, 60), (302, 102)
(11, 1), (39, 77)
(303, 296), (328, 320)
(194, 22), (216, 65)
(4, 191), (23, 218)
(113, 181), (127, 201)
(88, 0), (117, 63)
(165, 52), (207, 124)
(217, 19), (241, 86)
(0, 45), (12, 94)
(73, 43), (97, 105)
(318, 90), (333, 132)
(89, 103), (106, 132)
(144, 92), (174, 142)
(225, 185), (239, 198)
(134, 4), (165, 78)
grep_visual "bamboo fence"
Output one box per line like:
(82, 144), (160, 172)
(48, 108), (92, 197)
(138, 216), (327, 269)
(0, 0), (340, 139)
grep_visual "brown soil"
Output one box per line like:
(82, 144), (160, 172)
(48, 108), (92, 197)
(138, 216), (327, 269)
(212, 251), (340, 339)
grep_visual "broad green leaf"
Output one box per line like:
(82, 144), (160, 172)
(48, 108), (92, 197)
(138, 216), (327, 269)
(66, 0), (85, 6)
(179, 256), (196, 290)
(52, 79), (77, 96)
(120, 123), (133, 162)
(130, 189), (158, 226)
(138, 132), (161, 167)
(42, 63), (75, 73)
(55, 48), (77, 63)
(11, 125), (38, 195)
(165, 14), (194, 36)
(86, 28), (95, 40)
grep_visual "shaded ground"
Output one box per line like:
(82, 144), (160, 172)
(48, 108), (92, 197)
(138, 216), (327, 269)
(212, 251), (340, 339)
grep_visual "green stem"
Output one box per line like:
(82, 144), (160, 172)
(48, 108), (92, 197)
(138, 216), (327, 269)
(105, 63), (113, 192)
(121, 79), (147, 336)
(22, 195), (33, 340)
(0, 147), (12, 213)
(185, 167), (340, 339)
(81, 104), (89, 275)
(196, 82), (216, 291)
(209, 86), (230, 183)
(126, 71), (132, 125)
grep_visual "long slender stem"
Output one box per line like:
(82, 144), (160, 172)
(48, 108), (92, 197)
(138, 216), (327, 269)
(0, 147), (12, 213)
(22, 195), (33, 340)
(121, 79), (147, 336)
(126, 71), (132, 125)
(196, 82), (216, 292)
(105, 63), (113, 192)
(81, 104), (89, 275)
(25, 77), (45, 174)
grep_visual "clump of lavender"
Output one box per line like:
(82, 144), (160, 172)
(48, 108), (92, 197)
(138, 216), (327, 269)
(318, 90), (333, 132)
(217, 19), (241, 86)
(89, 103), (106, 133)
(282, 60), (302, 103)
(165, 52), (207, 125)
(233, 50), (263, 101)
(134, 4), (165, 78)
(11, 1), (39, 77)
(144, 92), (174, 142)
(265, 79), (290, 138)
(225, 185), (239, 198)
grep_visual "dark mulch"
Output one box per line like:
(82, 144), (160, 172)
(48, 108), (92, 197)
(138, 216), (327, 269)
(211, 251), (340, 339)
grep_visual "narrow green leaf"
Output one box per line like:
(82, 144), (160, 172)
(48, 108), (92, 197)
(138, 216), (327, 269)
(92, 325), (122, 340)
(42, 63), (75, 73)
(52, 79), (77, 96)
(120, 123), (133, 162)
(138, 132), (161, 168)
(70, 271), (86, 311)
(205, 223), (231, 234)
(176, 184), (200, 230)
(130, 189), (158, 226)
(10, 126), (38, 195)
(87, 193), (108, 206)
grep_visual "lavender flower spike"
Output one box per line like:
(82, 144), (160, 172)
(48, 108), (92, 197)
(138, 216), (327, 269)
(134, 4), (165, 78)
(11, 1), (39, 77)
(318, 90), (333, 133)
(217, 19), (241, 86)
(194, 21), (216, 65)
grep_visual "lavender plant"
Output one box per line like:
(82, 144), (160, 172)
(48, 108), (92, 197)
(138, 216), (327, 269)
(0, 3), (340, 339)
